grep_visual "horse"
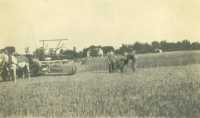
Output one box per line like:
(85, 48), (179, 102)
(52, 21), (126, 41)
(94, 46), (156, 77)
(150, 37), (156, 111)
(16, 55), (30, 79)
(107, 56), (127, 73)
(0, 55), (30, 82)
(107, 52), (136, 73)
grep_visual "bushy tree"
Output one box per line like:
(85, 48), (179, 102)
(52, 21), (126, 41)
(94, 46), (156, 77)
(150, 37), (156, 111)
(33, 47), (45, 61)
(191, 42), (200, 50)
(152, 41), (160, 49)
(101, 46), (114, 54)
(115, 44), (130, 54)
(4, 46), (16, 54)
(182, 39), (191, 50)
(63, 50), (79, 59)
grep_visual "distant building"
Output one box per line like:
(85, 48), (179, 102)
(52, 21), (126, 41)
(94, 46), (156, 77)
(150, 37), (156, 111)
(87, 50), (91, 57)
(98, 48), (104, 57)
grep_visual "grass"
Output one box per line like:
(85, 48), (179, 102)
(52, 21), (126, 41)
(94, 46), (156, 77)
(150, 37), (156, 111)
(0, 64), (200, 117)
(83, 50), (200, 72)
(136, 50), (200, 68)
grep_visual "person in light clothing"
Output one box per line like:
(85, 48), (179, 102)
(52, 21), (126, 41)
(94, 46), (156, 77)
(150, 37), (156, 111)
(8, 51), (17, 82)
(107, 51), (115, 73)
(87, 50), (91, 58)
(98, 48), (104, 57)
(1, 49), (9, 81)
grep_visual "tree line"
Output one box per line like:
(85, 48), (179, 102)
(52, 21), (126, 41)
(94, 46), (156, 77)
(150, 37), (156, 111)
(2, 39), (200, 60)
(66, 39), (200, 59)
(34, 39), (200, 60)
(116, 39), (200, 54)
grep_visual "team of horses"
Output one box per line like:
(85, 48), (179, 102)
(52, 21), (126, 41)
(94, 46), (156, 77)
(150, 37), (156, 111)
(0, 55), (33, 82)
(107, 52), (136, 73)
(86, 50), (137, 73)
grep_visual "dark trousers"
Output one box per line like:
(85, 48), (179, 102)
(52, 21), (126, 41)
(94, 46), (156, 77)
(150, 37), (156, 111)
(1, 65), (10, 81)
(108, 61), (114, 73)
(131, 61), (136, 72)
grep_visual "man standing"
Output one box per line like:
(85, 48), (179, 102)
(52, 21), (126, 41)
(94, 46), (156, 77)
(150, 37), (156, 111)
(8, 52), (17, 82)
(129, 50), (136, 72)
(1, 49), (9, 81)
(6, 48), (17, 82)
(107, 51), (115, 73)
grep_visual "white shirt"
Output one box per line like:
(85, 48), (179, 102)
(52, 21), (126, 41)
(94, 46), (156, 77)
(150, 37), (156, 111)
(98, 49), (104, 56)
(87, 51), (91, 57)
(2, 53), (9, 64)
(11, 56), (17, 64)
(9, 55), (18, 69)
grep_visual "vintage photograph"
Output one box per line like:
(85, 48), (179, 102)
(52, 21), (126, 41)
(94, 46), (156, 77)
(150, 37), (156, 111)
(0, 0), (200, 117)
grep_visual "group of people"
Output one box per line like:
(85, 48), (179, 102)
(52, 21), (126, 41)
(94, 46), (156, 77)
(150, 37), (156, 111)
(0, 49), (18, 82)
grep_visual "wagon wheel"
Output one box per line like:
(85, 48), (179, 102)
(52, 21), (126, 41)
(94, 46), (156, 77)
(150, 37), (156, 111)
(30, 60), (41, 76)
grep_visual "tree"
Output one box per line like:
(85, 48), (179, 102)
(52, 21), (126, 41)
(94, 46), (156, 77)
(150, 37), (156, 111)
(33, 47), (45, 61)
(101, 46), (114, 54)
(144, 43), (153, 53)
(133, 42), (145, 53)
(152, 41), (160, 49)
(182, 39), (191, 50)
(191, 42), (200, 50)
(63, 49), (79, 59)
(116, 44), (130, 55)
(4, 46), (16, 55)
(160, 40), (168, 51)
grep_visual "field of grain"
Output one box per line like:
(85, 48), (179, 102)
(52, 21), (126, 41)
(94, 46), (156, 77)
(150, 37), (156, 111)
(82, 50), (200, 72)
(0, 50), (200, 118)
(0, 64), (200, 117)
(137, 50), (200, 68)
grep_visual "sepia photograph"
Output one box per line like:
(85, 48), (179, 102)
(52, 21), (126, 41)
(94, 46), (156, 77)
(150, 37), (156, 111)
(0, 0), (200, 117)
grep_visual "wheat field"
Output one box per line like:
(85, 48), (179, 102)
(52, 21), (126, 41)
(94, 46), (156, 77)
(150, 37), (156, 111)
(82, 50), (200, 72)
(136, 50), (200, 68)
(0, 51), (200, 118)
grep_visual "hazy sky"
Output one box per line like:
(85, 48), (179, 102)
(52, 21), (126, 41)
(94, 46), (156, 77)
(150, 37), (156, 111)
(0, 0), (200, 53)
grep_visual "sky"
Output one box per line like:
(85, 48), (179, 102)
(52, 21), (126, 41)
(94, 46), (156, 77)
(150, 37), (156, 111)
(0, 0), (200, 53)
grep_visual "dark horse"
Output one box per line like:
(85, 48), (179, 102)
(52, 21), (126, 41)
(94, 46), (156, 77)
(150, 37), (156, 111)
(108, 53), (136, 73)
(16, 55), (30, 79)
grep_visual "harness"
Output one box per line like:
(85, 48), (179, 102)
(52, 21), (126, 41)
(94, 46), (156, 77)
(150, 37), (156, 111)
(127, 54), (136, 63)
